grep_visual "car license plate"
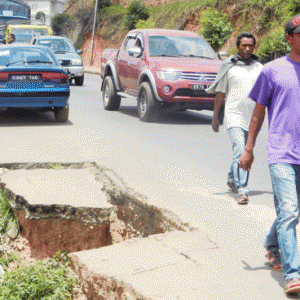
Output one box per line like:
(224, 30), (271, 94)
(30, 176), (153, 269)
(9, 74), (42, 82)
(191, 84), (207, 90)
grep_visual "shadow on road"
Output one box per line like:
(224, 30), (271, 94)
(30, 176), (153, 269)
(214, 190), (273, 197)
(118, 105), (213, 125)
(0, 109), (73, 127)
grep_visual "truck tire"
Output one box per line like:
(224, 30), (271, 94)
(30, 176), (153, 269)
(54, 105), (69, 122)
(137, 82), (160, 122)
(102, 76), (121, 110)
(75, 74), (84, 86)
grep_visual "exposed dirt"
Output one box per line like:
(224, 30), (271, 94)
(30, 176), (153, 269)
(0, 235), (87, 299)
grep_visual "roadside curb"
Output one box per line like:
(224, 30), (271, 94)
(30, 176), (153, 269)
(85, 67), (100, 75)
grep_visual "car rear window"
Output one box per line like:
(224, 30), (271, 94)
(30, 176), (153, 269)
(0, 48), (58, 67)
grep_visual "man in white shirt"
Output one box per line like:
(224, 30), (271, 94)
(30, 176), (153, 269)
(210, 32), (263, 204)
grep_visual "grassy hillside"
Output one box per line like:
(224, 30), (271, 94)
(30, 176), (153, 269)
(63, 0), (299, 63)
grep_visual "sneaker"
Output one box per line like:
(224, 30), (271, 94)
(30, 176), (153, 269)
(284, 278), (300, 294)
(227, 180), (237, 193)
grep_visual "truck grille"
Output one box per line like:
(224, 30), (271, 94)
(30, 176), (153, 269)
(180, 72), (217, 82)
(174, 89), (212, 98)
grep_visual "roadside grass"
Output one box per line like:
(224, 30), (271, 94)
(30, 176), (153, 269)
(0, 251), (75, 300)
(0, 192), (76, 300)
(0, 191), (18, 237)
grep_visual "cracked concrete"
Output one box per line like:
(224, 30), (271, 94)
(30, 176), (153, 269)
(0, 162), (191, 258)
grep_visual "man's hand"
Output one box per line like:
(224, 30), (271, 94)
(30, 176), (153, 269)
(212, 116), (220, 132)
(239, 149), (254, 171)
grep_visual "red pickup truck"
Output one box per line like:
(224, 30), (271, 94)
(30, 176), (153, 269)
(101, 29), (223, 122)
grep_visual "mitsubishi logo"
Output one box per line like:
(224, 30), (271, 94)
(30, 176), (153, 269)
(198, 74), (205, 81)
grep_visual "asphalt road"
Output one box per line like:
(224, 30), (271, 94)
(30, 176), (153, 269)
(2, 73), (298, 298)
(0, 74), (278, 246)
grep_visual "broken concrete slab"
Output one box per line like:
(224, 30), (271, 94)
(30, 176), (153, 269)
(0, 162), (191, 258)
(68, 230), (217, 300)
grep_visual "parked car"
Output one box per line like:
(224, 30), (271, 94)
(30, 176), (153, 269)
(31, 36), (84, 86)
(101, 29), (224, 122)
(0, 45), (70, 122)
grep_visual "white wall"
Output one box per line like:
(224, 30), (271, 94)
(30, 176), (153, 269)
(26, 0), (69, 26)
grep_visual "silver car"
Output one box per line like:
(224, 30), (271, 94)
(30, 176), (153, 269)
(31, 36), (84, 86)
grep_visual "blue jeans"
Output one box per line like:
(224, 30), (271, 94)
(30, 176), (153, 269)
(227, 127), (249, 194)
(264, 163), (300, 281)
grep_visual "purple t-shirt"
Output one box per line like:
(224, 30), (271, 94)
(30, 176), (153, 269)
(249, 56), (300, 165)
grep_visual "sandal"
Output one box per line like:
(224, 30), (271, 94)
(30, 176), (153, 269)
(284, 278), (300, 294)
(265, 250), (282, 271)
(237, 194), (248, 205)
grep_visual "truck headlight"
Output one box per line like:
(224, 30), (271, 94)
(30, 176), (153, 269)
(157, 70), (181, 81)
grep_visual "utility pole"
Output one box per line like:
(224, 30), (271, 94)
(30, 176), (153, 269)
(90, 0), (99, 64)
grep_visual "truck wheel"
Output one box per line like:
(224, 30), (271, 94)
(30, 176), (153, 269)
(54, 105), (69, 122)
(137, 82), (160, 122)
(102, 76), (121, 110)
(75, 75), (84, 86)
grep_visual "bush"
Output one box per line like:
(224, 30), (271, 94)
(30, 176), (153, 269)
(0, 252), (75, 300)
(125, 0), (149, 30)
(198, 8), (233, 50)
(135, 19), (155, 29)
(35, 11), (45, 22)
(51, 13), (70, 36)
(257, 28), (290, 64)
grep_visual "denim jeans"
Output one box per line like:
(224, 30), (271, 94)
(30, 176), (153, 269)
(227, 127), (249, 194)
(264, 163), (300, 281)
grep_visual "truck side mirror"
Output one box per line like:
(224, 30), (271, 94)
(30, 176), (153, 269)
(76, 50), (83, 54)
(218, 51), (228, 60)
(128, 47), (142, 57)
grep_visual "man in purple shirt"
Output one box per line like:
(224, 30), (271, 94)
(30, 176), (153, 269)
(240, 14), (300, 294)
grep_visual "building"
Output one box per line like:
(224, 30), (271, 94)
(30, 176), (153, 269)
(25, 0), (69, 25)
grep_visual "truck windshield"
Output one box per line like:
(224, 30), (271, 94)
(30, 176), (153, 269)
(148, 35), (218, 59)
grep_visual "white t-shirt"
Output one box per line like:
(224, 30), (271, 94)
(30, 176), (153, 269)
(215, 62), (263, 130)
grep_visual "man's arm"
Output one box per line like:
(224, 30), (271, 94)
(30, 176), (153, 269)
(239, 102), (266, 171)
(212, 92), (225, 132)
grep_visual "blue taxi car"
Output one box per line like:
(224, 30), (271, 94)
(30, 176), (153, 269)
(0, 45), (70, 122)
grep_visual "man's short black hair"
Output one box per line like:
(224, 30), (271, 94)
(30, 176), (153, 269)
(8, 34), (15, 41)
(236, 32), (256, 46)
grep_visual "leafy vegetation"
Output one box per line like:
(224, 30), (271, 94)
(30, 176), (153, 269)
(62, 0), (300, 63)
(51, 13), (70, 36)
(256, 28), (291, 64)
(125, 0), (149, 30)
(0, 191), (18, 237)
(198, 8), (233, 50)
(35, 11), (46, 22)
(0, 251), (75, 300)
(0, 193), (76, 299)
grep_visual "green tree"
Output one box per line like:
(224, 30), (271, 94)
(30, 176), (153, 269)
(125, 0), (149, 30)
(257, 28), (290, 64)
(199, 8), (233, 50)
(35, 11), (46, 23)
(51, 13), (70, 36)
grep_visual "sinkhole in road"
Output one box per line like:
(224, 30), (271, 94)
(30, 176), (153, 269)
(0, 161), (190, 258)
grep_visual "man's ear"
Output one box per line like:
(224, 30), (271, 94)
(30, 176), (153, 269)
(285, 33), (292, 45)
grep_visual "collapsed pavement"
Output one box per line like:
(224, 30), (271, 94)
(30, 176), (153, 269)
(0, 162), (218, 299)
(0, 162), (191, 258)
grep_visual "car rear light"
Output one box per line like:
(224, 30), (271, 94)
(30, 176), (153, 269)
(42, 72), (69, 84)
(0, 72), (9, 82)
